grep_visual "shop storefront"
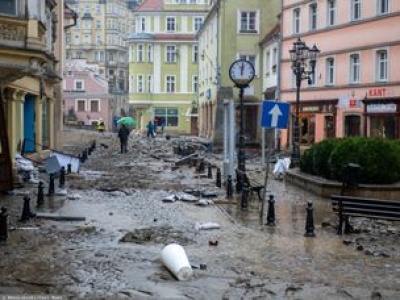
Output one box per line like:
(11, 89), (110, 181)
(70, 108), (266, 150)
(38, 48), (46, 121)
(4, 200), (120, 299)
(363, 97), (399, 139)
(289, 99), (338, 146)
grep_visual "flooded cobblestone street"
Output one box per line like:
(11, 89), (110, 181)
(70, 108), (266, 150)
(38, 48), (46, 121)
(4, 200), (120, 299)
(1, 130), (400, 299)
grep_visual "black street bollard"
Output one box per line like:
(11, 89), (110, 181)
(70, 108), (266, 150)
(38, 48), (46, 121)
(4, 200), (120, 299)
(198, 160), (205, 173)
(91, 140), (96, 151)
(67, 163), (72, 174)
(216, 168), (222, 188)
(207, 164), (213, 179)
(0, 207), (8, 242)
(236, 171), (242, 194)
(48, 173), (55, 195)
(20, 196), (35, 222)
(81, 149), (88, 163)
(267, 194), (276, 226)
(59, 166), (66, 189)
(304, 201), (316, 237)
(37, 181), (45, 207)
(226, 175), (233, 199)
(241, 183), (249, 210)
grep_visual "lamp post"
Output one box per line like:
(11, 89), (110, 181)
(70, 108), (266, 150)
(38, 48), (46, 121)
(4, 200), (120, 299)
(229, 59), (255, 197)
(289, 38), (320, 166)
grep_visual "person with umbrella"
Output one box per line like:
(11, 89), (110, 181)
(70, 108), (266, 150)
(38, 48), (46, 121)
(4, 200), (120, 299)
(117, 123), (130, 153)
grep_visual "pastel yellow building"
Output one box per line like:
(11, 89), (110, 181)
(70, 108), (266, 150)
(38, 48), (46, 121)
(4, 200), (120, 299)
(126, 0), (210, 134)
(0, 0), (65, 190)
(197, 0), (281, 145)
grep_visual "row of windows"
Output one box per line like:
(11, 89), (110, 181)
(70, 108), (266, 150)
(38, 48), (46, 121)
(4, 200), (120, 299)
(75, 99), (101, 112)
(71, 3), (126, 17)
(75, 19), (128, 31)
(324, 49), (388, 85)
(137, 16), (204, 33)
(164, 0), (209, 5)
(292, 0), (391, 34)
(130, 44), (198, 63)
(67, 51), (127, 65)
(129, 75), (198, 93)
(67, 32), (126, 47)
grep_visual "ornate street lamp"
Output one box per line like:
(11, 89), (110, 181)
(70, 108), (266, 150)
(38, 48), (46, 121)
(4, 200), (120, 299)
(289, 38), (320, 167)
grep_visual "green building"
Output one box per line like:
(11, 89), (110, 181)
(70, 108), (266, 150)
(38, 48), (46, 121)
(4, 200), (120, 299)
(197, 0), (281, 145)
(126, 0), (210, 134)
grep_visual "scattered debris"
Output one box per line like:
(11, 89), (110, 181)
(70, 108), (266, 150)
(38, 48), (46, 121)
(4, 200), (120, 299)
(194, 222), (221, 230)
(160, 243), (193, 281)
(67, 193), (82, 200)
(35, 212), (86, 221)
(208, 239), (218, 246)
(196, 199), (214, 206)
(119, 226), (192, 245)
(162, 195), (178, 203)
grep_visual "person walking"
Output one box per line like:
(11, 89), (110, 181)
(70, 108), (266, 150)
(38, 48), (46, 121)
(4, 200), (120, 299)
(161, 119), (166, 135)
(97, 118), (105, 134)
(146, 120), (155, 138)
(118, 124), (130, 153)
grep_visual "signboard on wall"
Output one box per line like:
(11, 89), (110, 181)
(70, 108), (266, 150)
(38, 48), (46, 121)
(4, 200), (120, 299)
(366, 103), (396, 113)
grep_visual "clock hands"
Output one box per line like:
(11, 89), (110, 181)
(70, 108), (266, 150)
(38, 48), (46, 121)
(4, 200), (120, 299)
(240, 62), (245, 76)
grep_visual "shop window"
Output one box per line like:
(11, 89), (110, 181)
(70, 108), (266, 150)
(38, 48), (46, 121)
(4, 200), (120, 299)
(345, 115), (361, 137)
(294, 114), (315, 145)
(154, 107), (178, 127)
(370, 115), (395, 138)
(324, 115), (335, 138)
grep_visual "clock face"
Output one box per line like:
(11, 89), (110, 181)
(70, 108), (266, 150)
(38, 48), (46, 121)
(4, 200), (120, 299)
(229, 59), (255, 86)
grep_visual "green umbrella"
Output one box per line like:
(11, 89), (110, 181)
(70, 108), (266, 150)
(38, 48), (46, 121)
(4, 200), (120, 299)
(117, 117), (137, 126)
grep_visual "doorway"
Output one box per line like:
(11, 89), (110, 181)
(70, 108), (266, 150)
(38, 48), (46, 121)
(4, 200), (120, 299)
(23, 94), (35, 152)
(344, 115), (361, 137)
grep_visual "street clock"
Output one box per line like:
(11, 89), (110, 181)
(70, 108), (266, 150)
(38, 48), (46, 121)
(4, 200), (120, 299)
(229, 59), (255, 87)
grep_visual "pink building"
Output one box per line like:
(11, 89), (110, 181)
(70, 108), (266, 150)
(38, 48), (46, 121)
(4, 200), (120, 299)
(63, 59), (111, 130)
(280, 0), (400, 150)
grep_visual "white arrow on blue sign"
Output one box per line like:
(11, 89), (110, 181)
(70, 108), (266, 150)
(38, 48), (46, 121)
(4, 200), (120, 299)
(260, 100), (290, 129)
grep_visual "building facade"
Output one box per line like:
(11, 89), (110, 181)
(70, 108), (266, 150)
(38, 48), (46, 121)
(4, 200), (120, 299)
(197, 0), (281, 146)
(64, 0), (132, 130)
(0, 0), (64, 190)
(126, 0), (209, 134)
(63, 59), (111, 130)
(280, 0), (400, 150)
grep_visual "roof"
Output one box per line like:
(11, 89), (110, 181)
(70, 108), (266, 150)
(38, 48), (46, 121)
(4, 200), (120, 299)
(137, 0), (164, 12)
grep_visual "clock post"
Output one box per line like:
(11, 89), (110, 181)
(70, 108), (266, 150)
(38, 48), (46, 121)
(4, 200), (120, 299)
(229, 59), (255, 210)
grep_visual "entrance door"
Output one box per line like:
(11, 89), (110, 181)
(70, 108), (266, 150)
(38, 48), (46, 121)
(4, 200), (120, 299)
(23, 94), (35, 152)
(0, 90), (13, 191)
(299, 114), (315, 145)
(345, 115), (361, 137)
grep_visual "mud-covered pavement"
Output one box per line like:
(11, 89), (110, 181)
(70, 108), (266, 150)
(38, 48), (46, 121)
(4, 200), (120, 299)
(1, 129), (400, 299)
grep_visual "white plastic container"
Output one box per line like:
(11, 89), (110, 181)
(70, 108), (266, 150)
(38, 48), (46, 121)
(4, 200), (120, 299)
(161, 243), (193, 281)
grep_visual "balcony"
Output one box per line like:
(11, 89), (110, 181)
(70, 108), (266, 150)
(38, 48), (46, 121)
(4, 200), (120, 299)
(0, 17), (28, 49)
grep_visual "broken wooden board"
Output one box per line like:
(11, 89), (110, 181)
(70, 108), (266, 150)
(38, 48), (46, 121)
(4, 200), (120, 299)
(35, 212), (86, 221)
(174, 153), (198, 167)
